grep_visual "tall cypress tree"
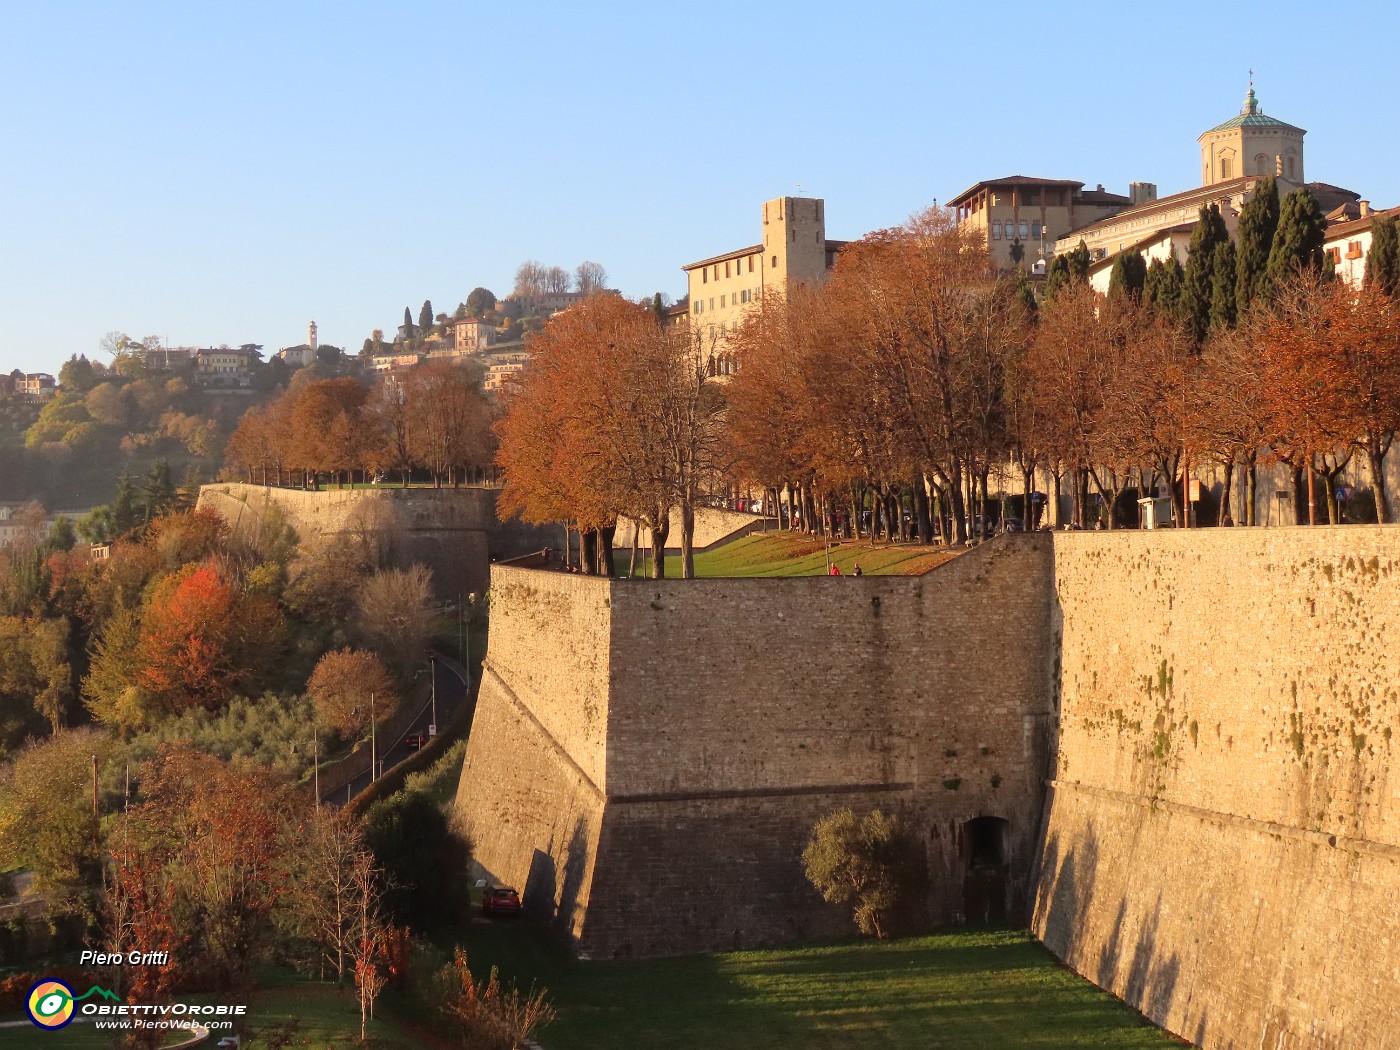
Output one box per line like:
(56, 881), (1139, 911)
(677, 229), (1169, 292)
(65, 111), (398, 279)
(1209, 240), (1238, 333)
(1266, 187), (1326, 289)
(143, 460), (176, 522)
(1235, 177), (1279, 316)
(1160, 253), (1186, 321)
(1044, 255), (1071, 301)
(1066, 241), (1092, 284)
(1365, 215), (1400, 298)
(402, 306), (415, 338)
(1107, 251), (1147, 301)
(1183, 204), (1230, 343)
(112, 474), (138, 535)
(419, 300), (434, 332)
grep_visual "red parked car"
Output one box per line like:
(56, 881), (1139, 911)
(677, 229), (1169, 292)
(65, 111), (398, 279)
(482, 886), (522, 918)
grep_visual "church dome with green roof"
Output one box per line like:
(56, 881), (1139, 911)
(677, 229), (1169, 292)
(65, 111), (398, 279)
(1203, 88), (1305, 135)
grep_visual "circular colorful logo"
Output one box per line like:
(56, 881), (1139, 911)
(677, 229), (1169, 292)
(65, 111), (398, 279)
(27, 979), (76, 1029)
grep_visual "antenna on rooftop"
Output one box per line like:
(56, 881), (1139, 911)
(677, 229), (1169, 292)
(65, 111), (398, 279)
(796, 182), (802, 197)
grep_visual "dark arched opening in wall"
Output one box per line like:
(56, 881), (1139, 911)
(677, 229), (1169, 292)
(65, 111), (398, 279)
(962, 816), (1010, 924)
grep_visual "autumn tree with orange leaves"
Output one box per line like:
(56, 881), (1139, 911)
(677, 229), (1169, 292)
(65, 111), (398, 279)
(118, 745), (303, 989)
(496, 294), (725, 577)
(1256, 273), (1400, 523)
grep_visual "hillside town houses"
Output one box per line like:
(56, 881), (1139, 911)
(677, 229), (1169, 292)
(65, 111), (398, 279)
(7, 88), (1396, 517)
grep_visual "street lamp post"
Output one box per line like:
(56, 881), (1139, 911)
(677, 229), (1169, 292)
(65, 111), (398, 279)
(370, 692), (377, 783)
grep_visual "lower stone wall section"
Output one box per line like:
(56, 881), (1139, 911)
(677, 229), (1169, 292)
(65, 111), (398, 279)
(1034, 779), (1400, 1049)
(582, 788), (908, 957)
(454, 670), (605, 944)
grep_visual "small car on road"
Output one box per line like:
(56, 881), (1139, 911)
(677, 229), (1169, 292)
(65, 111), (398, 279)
(482, 886), (522, 918)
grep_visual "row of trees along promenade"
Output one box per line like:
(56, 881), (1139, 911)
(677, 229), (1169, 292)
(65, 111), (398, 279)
(224, 363), (498, 489)
(492, 185), (1400, 578)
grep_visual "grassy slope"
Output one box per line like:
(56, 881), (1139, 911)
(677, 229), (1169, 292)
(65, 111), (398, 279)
(682, 532), (960, 578)
(449, 924), (1183, 1050)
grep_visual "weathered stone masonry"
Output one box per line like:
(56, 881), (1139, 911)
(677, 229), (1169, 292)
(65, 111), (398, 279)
(458, 526), (1400, 1049)
(1034, 528), (1400, 1049)
(457, 539), (1056, 956)
(197, 483), (560, 596)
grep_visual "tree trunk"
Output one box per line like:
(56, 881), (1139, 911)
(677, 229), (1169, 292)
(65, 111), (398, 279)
(1244, 453), (1257, 526)
(628, 522), (640, 578)
(949, 459), (968, 545)
(580, 529), (598, 575)
(914, 473), (932, 544)
(680, 501), (696, 579)
(1218, 459), (1235, 525)
(651, 506), (670, 579)
(598, 523), (617, 576)
(1368, 442), (1392, 524)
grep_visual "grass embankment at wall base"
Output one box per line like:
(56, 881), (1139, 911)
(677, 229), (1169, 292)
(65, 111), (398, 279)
(675, 532), (961, 578)
(448, 924), (1183, 1049)
(2, 927), (1182, 1048)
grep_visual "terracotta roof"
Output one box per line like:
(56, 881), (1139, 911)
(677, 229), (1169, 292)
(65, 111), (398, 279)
(1306, 182), (1361, 215)
(682, 244), (763, 271)
(1323, 205), (1400, 241)
(949, 176), (1083, 207)
(1063, 176), (1256, 241)
(683, 240), (848, 272)
(1078, 189), (1133, 206)
(1087, 224), (1195, 274)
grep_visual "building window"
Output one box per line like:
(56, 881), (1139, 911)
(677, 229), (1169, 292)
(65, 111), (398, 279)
(720, 295), (726, 308)
(1221, 157), (1232, 180)
(1287, 155), (1296, 179)
(991, 223), (1002, 240)
(1018, 222), (1029, 239)
(1346, 241), (1363, 260)
(771, 255), (777, 268)
(725, 261), (731, 278)
(1326, 247), (1341, 265)
(702, 269), (708, 284)
(748, 256), (754, 273)
(709, 298), (714, 310)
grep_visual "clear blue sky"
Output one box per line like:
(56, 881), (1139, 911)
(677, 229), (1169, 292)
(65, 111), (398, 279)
(3, 1), (1396, 375)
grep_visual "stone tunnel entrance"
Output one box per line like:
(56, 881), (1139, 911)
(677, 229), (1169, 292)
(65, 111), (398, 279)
(962, 816), (1010, 924)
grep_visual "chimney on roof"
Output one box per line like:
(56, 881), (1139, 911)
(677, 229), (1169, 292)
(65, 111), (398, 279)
(1130, 182), (1158, 205)
(1096, 183), (1104, 192)
(1360, 200), (1372, 217)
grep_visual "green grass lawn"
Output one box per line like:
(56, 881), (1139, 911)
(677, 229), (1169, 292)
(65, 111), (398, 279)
(679, 532), (961, 578)
(444, 923), (1184, 1050)
(4, 927), (1182, 1049)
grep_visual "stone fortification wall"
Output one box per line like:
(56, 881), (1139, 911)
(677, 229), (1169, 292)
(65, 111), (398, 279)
(454, 571), (613, 943)
(459, 539), (1057, 957)
(1034, 527), (1400, 1049)
(614, 506), (776, 553)
(197, 484), (561, 596)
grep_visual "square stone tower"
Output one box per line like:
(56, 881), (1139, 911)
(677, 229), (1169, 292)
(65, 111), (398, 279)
(762, 196), (828, 288)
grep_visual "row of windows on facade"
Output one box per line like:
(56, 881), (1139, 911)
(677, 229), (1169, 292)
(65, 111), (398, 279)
(701, 255), (758, 283)
(706, 354), (738, 377)
(990, 221), (1046, 242)
(694, 289), (759, 314)
(1328, 242), (1365, 264)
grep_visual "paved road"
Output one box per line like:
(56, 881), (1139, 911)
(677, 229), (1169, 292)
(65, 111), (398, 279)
(326, 655), (470, 806)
